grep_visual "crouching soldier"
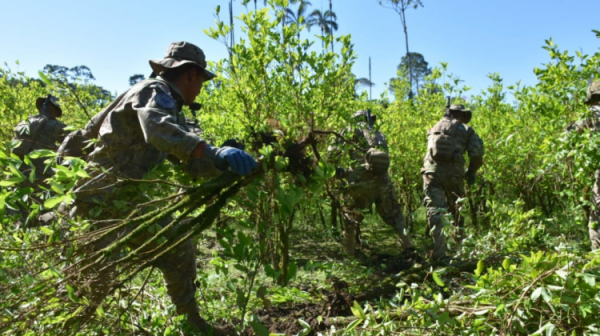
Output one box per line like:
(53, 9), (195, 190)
(334, 109), (415, 257)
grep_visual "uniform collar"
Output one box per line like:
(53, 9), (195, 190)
(156, 76), (185, 106)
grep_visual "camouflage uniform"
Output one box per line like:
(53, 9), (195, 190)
(422, 105), (484, 260)
(338, 111), (414, 256)
(577, 81), (600, 250)
(12, 95), (66, 181)
(70, 43), (219, 326)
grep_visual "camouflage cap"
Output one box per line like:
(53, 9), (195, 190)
(36, 94), (62, 117)
(585, 81), (600, 105)
(449, 104), (471, 112)
(149, 41), (216, 81)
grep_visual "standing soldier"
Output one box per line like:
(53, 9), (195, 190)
(12, 95), (66, 181)
(335, 110), (415, 257)
(575, 81), (600, 250)
(422, 102), (484, 261)
(67, 41), (256, 334)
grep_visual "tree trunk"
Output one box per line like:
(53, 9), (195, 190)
(400, 7), (413, 96)
(329, 0), (334, 53)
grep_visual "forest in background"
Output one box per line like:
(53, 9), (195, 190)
(1, 0), (600, 335)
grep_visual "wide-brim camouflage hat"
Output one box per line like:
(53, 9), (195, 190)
(149, 41), (216, 81)
(352, 109), (377, 120)
(449, 104), (471, 112)
(36, 95), (62, 117)
(585, 81), (600, 105)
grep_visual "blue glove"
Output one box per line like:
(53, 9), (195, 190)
(204, 145), (257, 176)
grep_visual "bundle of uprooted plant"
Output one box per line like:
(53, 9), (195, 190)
(0, 132), (320, 335)
(0, 169), (256, 333)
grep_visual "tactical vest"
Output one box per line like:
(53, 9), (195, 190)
(361, 127), (390, 175)
(427, 118), (461, 162)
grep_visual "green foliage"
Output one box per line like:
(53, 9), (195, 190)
(1, 3), (600, 335)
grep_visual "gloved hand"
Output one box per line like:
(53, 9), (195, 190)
(205, 145), (257, 176)
(465, 171), (476, 186)
(220, 138), (246, 150)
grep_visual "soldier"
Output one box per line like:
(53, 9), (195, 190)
(574, 81), (600, 250)
(67, 41), (257, 334)
(422, 103), (484, 261)
(335, 110), (415, 257)
(12, 94), (66, 181)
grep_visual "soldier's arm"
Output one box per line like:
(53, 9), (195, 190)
(466, 127), (484, 174)
(133, 83), (202, 163)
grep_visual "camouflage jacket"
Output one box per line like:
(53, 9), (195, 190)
(12, 114), (66, 158)
(571, 106), (600, 132)
(422, 117), (484, 175)
(88, 77), (217, 179)
(329, 123), (389, 183)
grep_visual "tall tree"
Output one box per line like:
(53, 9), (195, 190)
(128, 74), (145, 86)
(328, 0), (334, 53)
(355, 77), (375, 98)
(306, 9), (338, 50)
(388, 52), (431, 97)
(42, 65), (111, 118)
(379, 0), (424, 95)
(400, 52), (431, 93)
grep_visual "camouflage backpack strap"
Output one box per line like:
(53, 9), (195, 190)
(361, 127), (377, 148)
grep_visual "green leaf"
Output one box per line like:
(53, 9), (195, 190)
(475, 260), (485, 277)
(66, 284), (78, 303)
(0, 176), (26, 187)
(236, 289), (246, 309)
(249, 321), (269, 336)
(96, 305), (105, 318)
(432, 271), (445, 287)
(286, 261), (297, 282)
(350, 301), (366, 320)
(531, 287), (543, 301)
(38, 71), (54, 87)
(298, 318), (310, 329)
(438, 311), (450, 325)
(345, 318), (361, 330)
(44, 195), (65, 209)
(27, 149), (55, 159)
(502, 258), (511, 271)
(40, 227), (54, 235)
(48, 265), (63, 279)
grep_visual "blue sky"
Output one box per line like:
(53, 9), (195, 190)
(1, 0), (599, 99)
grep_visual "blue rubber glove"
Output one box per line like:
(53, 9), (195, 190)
(204, 145), (257, 176)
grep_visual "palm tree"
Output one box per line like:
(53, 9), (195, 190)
(284, 0), (312, 25)
(253, 0), (268, 11)
(306, 9), (338, 51)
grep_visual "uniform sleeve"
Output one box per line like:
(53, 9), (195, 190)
(132, 83), (202, 162)
(466, 127), (484, 158)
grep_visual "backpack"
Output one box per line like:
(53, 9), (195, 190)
(57, 92), (127, 163)
(361, 128), (390, 175)
(12, 116), (48, 158)
(427, 118), (461, 162)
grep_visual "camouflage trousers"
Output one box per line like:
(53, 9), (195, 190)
(589, 170), (600, 250)
(423, 172), (465, 260)
(342, 172), (414, 256)
(69, 175), (199, 319)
